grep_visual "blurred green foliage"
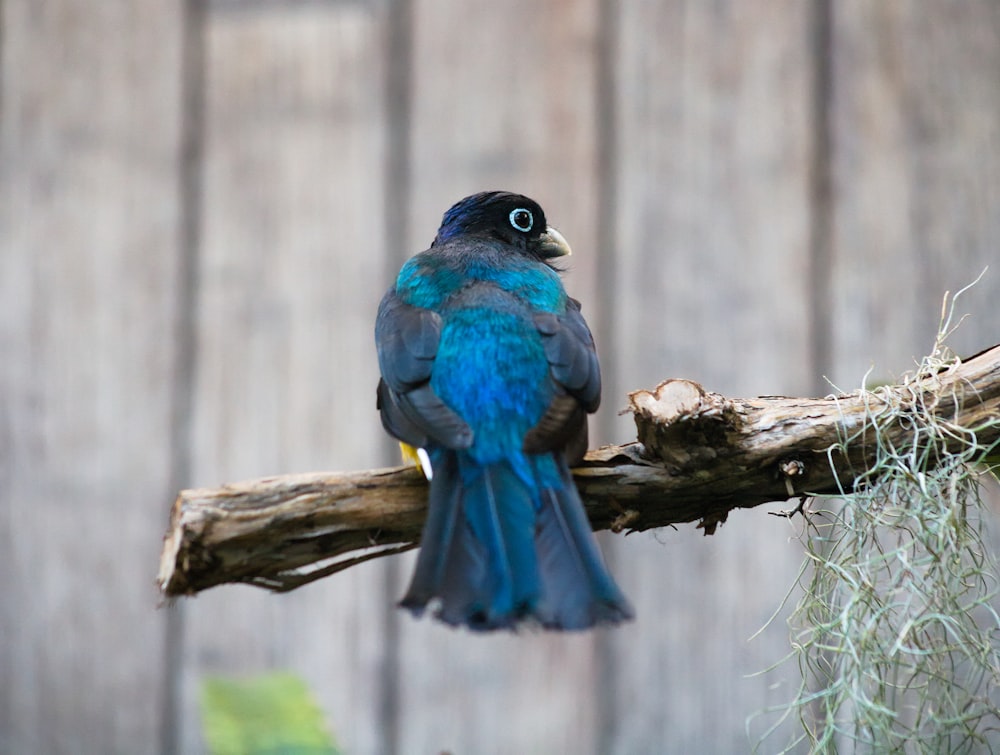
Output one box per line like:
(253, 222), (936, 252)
(201, 672), (338, 755)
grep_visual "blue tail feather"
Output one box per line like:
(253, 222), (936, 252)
(455, 458), (538, 628)
(534, 463), (634, 629)
(399, 450), (463, 611)
(401, 449), (632, 631)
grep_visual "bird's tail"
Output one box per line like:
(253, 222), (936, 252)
(400, 450), (633, 631)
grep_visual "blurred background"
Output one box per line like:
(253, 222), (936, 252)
(2, 1), (999, 753)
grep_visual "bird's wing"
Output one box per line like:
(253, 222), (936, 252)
(524, 298), (602, 461)
(534, 297), (602, 411)
(375, 291), (473, 450)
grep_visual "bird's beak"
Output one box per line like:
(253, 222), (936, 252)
(539, 226), (573, 259)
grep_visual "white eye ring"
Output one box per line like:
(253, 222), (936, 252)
(509, 208), (534, 233)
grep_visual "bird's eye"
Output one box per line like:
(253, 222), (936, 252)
(509, 208), (534, 233)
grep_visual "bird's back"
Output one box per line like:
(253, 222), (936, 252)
(400, 242), (565, 462)
(376, 191), (632, 630)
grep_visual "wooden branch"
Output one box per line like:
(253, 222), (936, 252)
(158, 344), (1000, 598)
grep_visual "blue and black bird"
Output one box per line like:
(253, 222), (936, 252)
(375, 191), (633, 631)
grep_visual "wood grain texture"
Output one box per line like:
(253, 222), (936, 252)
(157, 344), (1000, 596)
(4, 1), (1000, 752)
(608, 2), (816, 751)
(830, 1), (1000, 385)
(823, 9), (1000, 748)
(0, 2), (185, 753)
(395, 1), (607, 753)
(177, 5), (389, 754)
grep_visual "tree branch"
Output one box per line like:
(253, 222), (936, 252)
(158, 344), (1000, 598)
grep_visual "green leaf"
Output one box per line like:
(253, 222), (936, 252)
(200, 672), (338, 755)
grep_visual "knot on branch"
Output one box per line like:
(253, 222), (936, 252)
(628, 379), (743, 469)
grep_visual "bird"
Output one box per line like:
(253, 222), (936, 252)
(375, 191), (633, 631)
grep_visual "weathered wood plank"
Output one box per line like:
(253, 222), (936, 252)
(609, 2), (816, 751)
(178, 5), (389, 754)
(396, 1), (606, 752)
(5, 2), (995, 753)
(0, 2), (185, 753)
(825, 9), (1000, 746)
(829, 1), (1000, 386)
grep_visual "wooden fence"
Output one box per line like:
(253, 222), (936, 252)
(2, 1), (998, 753)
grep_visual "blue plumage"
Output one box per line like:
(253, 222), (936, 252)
(375, 191), (632, 631)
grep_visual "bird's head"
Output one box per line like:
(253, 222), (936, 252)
(433, 191), (572, 263)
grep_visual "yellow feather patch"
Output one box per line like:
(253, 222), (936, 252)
(400, 442), (432, 480)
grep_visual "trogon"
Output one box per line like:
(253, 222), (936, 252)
(375, 191), (633, 631)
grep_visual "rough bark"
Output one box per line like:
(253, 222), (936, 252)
(158, 344), (1000, 597)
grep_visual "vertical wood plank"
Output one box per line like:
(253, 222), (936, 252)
(4, 3), (992, 753)
(0, 1), (185, 752)
(406, 0), (602, 302)
(396, 1), (607, 752)
(830, 1), (1000, 386)
(608, 2), (815, 751)
(828, 10), (1000, 740)
(180, 5), (389, 753)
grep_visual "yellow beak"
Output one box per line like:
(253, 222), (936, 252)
(539, 226), (572, 259)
